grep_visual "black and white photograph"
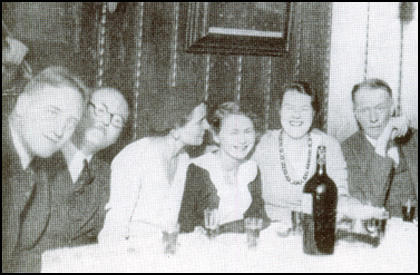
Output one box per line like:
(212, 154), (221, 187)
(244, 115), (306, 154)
(2, 2), (418, 273)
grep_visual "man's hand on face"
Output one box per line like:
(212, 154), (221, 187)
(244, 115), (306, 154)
(375, 115), (410, 157)
(389, 115), (410, 140)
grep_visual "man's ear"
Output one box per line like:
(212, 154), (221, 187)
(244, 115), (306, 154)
(170, 128), (180, 140)
(390, 102), (397, 117)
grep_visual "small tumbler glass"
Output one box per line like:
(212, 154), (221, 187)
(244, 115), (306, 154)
(162, 224), (179, 255)
(402, 206), (416, 222)
(291, 211), (304, 235)
(362, 212), (389, 247)
(245, 217), (263, 249)
(204, 208), (219, 239)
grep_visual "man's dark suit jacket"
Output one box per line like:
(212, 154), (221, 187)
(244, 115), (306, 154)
(18, 151), (111, 272)
(2, 120), (51, 273)
(39, 151), (111, 249)
(342, 129), (418, 210)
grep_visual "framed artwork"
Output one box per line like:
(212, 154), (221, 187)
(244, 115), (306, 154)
(185, 2), (292, 56)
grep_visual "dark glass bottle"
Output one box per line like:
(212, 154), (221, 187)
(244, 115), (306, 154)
(302, 145), (337, 255)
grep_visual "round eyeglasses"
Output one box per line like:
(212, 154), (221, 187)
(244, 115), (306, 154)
(88, 101), (125, 128)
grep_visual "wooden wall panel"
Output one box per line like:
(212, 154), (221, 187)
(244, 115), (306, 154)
(2, 2), (333, 162)
(113, 2), (333, 142)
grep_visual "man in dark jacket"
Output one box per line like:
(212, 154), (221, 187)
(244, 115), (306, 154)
(2, 66), (87, 272)
(21, 87), (129, 272)
(342, 78), (418, 219)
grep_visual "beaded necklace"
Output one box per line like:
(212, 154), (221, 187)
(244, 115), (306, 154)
(278, 129), (312, 185)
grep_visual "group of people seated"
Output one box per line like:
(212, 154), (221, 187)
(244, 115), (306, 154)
(2, 37), (418, 273)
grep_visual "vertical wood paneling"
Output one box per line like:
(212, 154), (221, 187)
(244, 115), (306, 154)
(72, 3), (82, 53)
(235, 56), (243, 104)
(204, 54), (211, 101)
(133, 2), (144, 141)
(208, 55), (237, 109)
(241, 55), (263, 119)
(96, 3), (107, 88)
(100, 2), (334, 141)
(294, 2), (303, 80)
(169, 2), (180, 88)
(262, 57), (272, 131)
(298, 2), (332, 130)
(363, 2), (371, 80)
(321, 3), (333, 132)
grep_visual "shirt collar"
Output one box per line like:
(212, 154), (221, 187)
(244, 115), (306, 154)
(9, 122), (32, 170)
(365, 134), (377, 148)
(192, 151), (258, 187)
(67, 149), (93, 183)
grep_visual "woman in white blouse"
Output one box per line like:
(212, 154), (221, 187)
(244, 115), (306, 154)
(178, 102), (268, 233)
(98, 87), (209, 242)
(253, 81), (351, 222)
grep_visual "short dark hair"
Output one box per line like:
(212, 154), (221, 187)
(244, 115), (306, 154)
(23, 66), (89, 101)
(150, 85), (206, 135)
(275, 81), (319, 114)
(209, 101), (263, 140)
(351, 78), (392, 102)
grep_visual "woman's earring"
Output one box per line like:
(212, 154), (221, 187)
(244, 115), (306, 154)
(171, 130), (180, 140)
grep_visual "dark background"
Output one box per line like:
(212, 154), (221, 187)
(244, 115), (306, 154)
(2, 2), (332, 163)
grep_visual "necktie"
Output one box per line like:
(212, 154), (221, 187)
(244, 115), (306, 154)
(78, 159), (92, 185)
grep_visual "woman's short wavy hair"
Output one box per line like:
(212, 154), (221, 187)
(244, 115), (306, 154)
(274, 81), (320, 129)
(274, 81), (319, 114)
(150, 85), (206, 136)
(208, 101), (263, 143)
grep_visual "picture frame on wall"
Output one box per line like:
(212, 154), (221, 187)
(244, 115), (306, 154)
(185, 2), (293, 56)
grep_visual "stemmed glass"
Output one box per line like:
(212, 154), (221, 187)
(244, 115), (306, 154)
(204, 208), (219, 239)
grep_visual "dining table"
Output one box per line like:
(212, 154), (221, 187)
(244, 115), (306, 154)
(41, 217), (418, 273)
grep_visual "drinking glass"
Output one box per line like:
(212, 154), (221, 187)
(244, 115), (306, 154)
(291, 211), (304, 235)
(362, 209), (389, 247)
(402, 206), (416, 222)
(245, 217), (263, 249)
(204, 208), (219, 239)
(162, 224), (179, 255)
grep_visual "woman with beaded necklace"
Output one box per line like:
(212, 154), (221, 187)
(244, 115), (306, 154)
(253, 81), (349, 223)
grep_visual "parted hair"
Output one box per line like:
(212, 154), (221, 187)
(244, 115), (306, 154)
(22, 66), (89, 101)
(150, 85), (206, 135)
(209, 101), (263, 140)
(274, 81), (319, 114)
(351, 78), (392, 102)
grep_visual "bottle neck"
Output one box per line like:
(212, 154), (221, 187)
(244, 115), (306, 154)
(316, 162), (326, 176)
(315, 146), (327, 176)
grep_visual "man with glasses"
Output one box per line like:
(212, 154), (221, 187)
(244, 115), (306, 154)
(2, 66), (87, 272)
(342, 78), (418, 219)
(20, 87), (130, 272)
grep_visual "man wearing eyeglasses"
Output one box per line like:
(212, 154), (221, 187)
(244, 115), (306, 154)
(19, 87), (129, 272)
(342, 78), (418, 219)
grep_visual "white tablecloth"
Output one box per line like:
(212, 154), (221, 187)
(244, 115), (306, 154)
(41, 218), (418, 273)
